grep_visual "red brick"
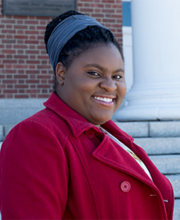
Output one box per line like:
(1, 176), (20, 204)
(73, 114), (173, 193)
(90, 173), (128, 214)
(37, 85), (49, 88)
(17, 30), (24, 35)
(3, 80), (17, 84)
(29, 46), (36, 50)
(7, 35), (14, 39)
(25, 30), (39, 35)
(2, 39), (16, 44)
(102, 9), (115, 13)
(80, 8), (94, 12)
(30, 94), (37, 98)
(15, 85), (28, 89)
(37, 94), (50, 98)
(37, 36), (44, 40)
(2, 49), (16, 54)
(18, 90), (26, 93)
(25, 40), (39, 44)
(26, 50), (39, 54)
(18, 70), (25, 74)
(37, 55), (49, 60)
(84, 3), (90, 7)
(26, 70), (40, 74)
(102, 18), (115, 23)
(3, 89), (17, 93)
(26, 89), (40, 93)
(17, 20), (23, 24)
(77, 3), (83, 7)
(14, 55), (28, 59)
(0, 85), (6, 89)
(1, 19), (15, 24)
(29, 65), (36, 69)
(2, 70), (17, 74)
(14, 35), (28, 39)
(6, 45), (12, 49)
(15, 95), (29, 98)
(13, 15), (27, 20)
(6, 75), (13, 79)
(37, 65), (51, 69)
(36, 26), (46, 30)
(30, 85), (36, 89)
(2, 30), (16, 34)
(26, 80), (40, 84)
(14, 75), (28, 79)
(29, 36), (36, 41)
(18, 80), (25, 83)
(14, 25), (27, 29)
(29, 26), (36, 30)
(0, 55), (5, 59)
(3, 60), (17, 64)
(25, 20), (38, 25)
(26, 60), (40, 64)
(7, 85), (13, 89)
(6, 25), (13, 29)
(5, 65), (12, 68)
(42, 89), (48, 93)
(17, 50), (24, 54)
(6, 94), (14, 98)
(13, 64), (28, 69)
(37, 46), (46, 50)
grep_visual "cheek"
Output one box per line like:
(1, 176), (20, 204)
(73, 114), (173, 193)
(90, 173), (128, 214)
(118, 83), (127, 96)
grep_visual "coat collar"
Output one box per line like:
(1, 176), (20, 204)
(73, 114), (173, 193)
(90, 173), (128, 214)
(44, 92), (133, 142)
(44, 92), (95, 137)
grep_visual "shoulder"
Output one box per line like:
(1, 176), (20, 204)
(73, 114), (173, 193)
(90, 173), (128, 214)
(5, 107), (71, 149)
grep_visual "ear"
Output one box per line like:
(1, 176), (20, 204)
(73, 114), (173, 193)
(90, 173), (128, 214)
(55, 62), (66, 86)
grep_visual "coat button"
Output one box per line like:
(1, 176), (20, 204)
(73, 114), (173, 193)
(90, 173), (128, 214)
(120, 181), (131, 192)
(85, 130), (95, 138)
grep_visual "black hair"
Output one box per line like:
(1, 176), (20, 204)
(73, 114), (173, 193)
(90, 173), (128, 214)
(44, 10), (124, 91)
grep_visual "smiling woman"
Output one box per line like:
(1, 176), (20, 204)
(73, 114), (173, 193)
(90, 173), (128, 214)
(0, 10), (174, 220)
(56, 43), (126, 125)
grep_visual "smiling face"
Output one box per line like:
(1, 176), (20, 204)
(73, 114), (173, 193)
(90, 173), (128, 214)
(56, 43), (126, 125)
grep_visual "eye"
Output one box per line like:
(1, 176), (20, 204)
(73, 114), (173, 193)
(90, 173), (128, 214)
(87, 71), (100, 76)
(112, 75), (122, 79)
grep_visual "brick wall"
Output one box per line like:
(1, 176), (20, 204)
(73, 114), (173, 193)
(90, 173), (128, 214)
(0, 0), (122, 99)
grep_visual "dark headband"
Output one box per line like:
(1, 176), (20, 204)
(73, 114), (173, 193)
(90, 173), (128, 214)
(47, 14), (110, 73)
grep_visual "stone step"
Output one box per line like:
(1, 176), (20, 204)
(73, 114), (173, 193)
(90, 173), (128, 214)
(116, 121), (180, 137)
(149, 155), (180, 175)
(174, 199), (180, 220)
(166, 174), (180, 198)
(0, 125), (3, 141)
(134, 137), (180, 155)
(0, 125), (15, 141)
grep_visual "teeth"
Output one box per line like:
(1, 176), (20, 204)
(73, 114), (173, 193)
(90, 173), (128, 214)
(94, 96), (113, 102)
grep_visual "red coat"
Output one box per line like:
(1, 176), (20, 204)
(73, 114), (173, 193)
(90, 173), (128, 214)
(0, 92), (174, 219)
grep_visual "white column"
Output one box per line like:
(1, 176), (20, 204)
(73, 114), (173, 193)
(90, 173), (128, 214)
(117, 0), (180, 121)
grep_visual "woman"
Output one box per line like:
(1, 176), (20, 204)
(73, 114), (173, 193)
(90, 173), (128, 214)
(0, 10), (174, 219)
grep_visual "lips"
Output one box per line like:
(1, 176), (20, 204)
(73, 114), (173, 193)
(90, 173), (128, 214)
(94, 96), (113, 102)
(92, 95), (115, 106)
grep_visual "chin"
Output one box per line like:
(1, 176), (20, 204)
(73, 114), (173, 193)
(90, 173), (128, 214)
(91, 115), (112, 125)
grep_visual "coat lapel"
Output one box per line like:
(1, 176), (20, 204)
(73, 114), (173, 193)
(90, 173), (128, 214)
(92, 133), (155, 188)
(98, 120), (174, 205)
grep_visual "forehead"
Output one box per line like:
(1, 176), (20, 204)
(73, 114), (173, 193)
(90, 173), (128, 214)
(71, 43), (124, 68)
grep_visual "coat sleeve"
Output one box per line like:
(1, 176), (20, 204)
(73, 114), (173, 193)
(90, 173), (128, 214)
(0, 120), (69, 219)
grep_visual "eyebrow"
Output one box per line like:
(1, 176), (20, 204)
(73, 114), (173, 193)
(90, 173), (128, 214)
(84, 63), (124, 73)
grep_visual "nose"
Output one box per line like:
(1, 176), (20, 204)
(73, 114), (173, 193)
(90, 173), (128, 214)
(99, 77), (117, 92)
